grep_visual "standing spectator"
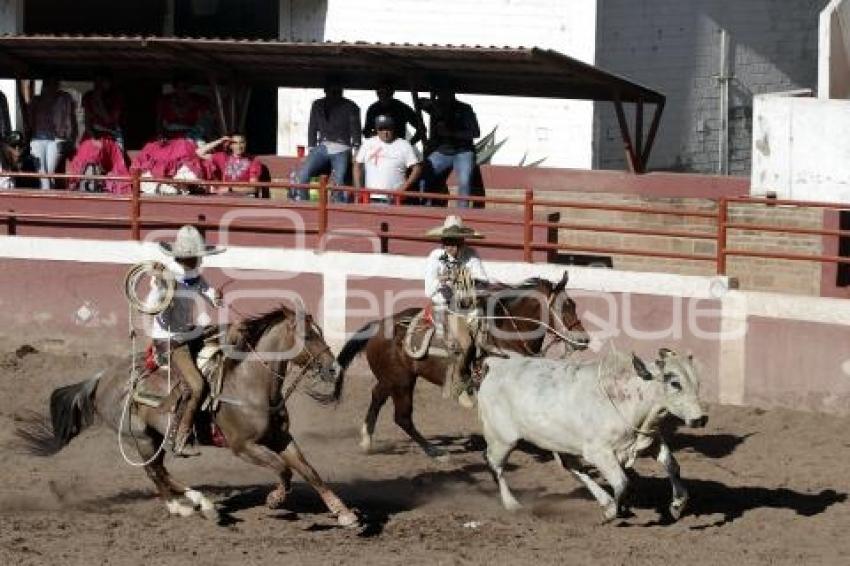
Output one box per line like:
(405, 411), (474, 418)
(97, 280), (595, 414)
(353, 114), (422, 205)
(363, 84), (426, 145)
(156, 79), (211, 142)
(0, 131), (40, 190)
(28, 78), (77, 190)
(417, 88), (480, 208)
(196, 133), (263, 197)
(0, 90), (11, 140)
(82, 71), (124, 146)
(292, 83), (361, 203)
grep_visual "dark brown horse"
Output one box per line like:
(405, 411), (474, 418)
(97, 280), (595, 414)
(17, 305), (358, 526)
(333, 272), (591, 459)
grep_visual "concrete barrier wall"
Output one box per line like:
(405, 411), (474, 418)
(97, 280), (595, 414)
(2, 235), (850, 416)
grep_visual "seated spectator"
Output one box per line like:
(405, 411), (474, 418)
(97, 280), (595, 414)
(131, 135), (209, 195)
(196, 134), (262, 197)
(82, 70), (125, 146)
(291, 82), (361, 203)
(156, 79), (212, 142)
(68, 135), (130, 194)
(354, 114), (422, 205)
(0, 131), (40, 189)
(363, 83), (426, 145)
(417, 88), (480, 208)
(29, 78), (77, 190)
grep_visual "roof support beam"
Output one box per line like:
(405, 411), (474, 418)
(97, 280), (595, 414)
(641, 99), (664, 170)
(613, 97), (640, 174)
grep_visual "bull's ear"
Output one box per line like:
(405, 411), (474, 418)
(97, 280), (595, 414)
(632, 353), (653, 381)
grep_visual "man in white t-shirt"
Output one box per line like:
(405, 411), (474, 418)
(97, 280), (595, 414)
(354, 114), (422, 204)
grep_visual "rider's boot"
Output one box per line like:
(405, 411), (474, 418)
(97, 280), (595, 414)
(169, 344), (204, 457)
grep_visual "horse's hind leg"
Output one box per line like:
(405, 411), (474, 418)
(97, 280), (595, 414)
(360, 381), (391, 452)
(139, 431), (217, 520)
(391, 379), (446, 460)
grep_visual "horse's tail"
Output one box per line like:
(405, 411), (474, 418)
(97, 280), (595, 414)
(332, 319), (380, 401)
(16, 373), (102, 456)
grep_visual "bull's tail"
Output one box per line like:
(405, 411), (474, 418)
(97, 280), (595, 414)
(16, 373), (102, 456)
(332, 320), (380, 401)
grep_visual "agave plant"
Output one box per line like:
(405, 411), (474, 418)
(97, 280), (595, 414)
(475, 126), (546, 167)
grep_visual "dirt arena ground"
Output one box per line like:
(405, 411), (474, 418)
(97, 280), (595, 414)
(1, 340), (849, 566)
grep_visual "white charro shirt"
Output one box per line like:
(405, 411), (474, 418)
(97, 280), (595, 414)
(145, 264), (218, 342)
(424, 246), (487, 304)
(355, 136), (421, 194)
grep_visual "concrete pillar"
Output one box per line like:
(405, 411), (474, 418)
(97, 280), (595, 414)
(717, 291), (748, 405)
(322, 270), (348, 349)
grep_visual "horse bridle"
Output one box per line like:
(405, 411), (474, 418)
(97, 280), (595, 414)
(239, 317), (333, 401)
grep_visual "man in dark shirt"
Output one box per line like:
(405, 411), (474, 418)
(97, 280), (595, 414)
(0, 131), (41, 189)
(363, 85), (426, 145)
(292, 84), (361, 203)
(418, 88), (480, 208)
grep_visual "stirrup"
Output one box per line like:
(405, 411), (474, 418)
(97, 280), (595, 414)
(171, 435), (201, 458)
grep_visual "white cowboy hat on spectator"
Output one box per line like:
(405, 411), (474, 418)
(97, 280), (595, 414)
(159, 225), (225, 258)
(425, 215), (484, 239)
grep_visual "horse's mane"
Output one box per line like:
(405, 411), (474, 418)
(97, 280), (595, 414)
(231, 304), (295, 352)
(481, 277), (555, 309)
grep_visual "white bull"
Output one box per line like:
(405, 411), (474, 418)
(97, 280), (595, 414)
(478, 348), (707, 521)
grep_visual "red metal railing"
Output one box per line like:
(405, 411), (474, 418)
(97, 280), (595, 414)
(2, 171), (850, 279)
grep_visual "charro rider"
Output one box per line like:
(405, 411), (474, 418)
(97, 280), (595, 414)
(146, 225), (224, 456)
(424, 215), (488, 408)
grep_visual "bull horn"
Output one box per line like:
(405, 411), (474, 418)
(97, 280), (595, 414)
(632, 353), (653, 381)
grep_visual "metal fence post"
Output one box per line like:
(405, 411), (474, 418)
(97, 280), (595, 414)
(523, 188), (534, 263)
(318, 175), (329, 240)
(717, 197), (728, 275)
(130, 170), (141, 241)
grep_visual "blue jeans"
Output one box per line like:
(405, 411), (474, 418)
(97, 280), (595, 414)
(419, 150), (475, 208)
(291, 145), (352, 203)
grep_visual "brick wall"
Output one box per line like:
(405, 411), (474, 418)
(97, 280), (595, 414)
(483, 188), (824, 295)
(594, 0), (828, 175)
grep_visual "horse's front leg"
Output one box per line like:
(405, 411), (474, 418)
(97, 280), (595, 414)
(266, 467), (293, 510)
(280, 439), (358, 527)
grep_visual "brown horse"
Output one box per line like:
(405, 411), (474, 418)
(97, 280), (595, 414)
(333, 272), (591, 459)
(17, 305), (358, 526)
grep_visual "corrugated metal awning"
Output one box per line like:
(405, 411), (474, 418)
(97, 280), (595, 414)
(0, 35), (664, 104)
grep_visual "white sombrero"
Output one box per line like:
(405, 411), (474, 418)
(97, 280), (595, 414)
(159, 225), (225, 258)
(425, 215), (484, 240)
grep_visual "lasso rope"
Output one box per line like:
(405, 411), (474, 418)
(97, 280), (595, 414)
(123, 261), (175, 314)
(118, 302), (173, 467)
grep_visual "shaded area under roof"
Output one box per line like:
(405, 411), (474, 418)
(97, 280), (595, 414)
(0, 35), (664, 104)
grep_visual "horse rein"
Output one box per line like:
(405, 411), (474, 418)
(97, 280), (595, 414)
(227, 303), (332, 402)
(478, 288), (587, 353)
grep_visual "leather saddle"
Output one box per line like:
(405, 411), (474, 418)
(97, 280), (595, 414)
(131, 331), (227, 413)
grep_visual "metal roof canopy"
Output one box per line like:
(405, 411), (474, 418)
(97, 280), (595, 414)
(0, 35), (665, 172)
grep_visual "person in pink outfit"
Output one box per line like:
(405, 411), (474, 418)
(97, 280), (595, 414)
(132, 135), (209, 195)
(196, 133), (262, 197)
(68, 136), (130, 194)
